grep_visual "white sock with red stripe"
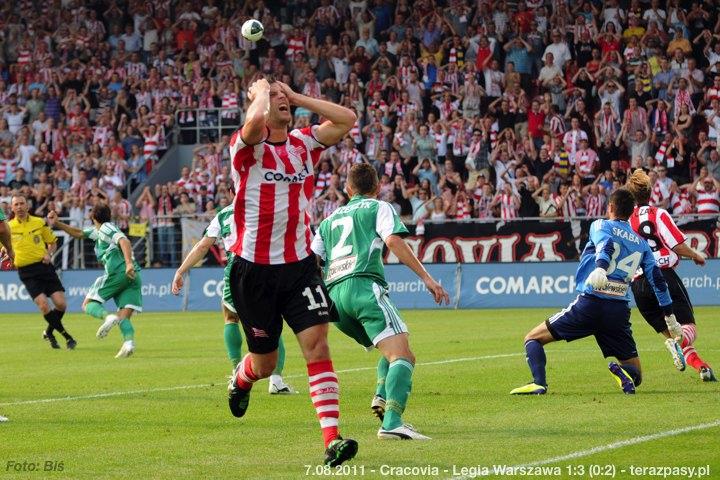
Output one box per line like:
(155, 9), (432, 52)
(308, 360), (340, 448)
(680, 324), (709, 372)
(234, 354), (259, 391)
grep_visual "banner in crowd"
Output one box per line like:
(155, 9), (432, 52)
(180, 218), (208, 263)
(0, 260), (719, 313)
(389, 218), (720, 264)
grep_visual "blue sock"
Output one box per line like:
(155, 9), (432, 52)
(620, 363), (642, 387)
(525, 340), (547, 387)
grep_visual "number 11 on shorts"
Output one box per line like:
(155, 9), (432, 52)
(302, 285), (328, 310)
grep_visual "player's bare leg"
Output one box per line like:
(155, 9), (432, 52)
(510, 321), (556, 395)
(228, 349), (278, 417)
(296, 324), (357, 466)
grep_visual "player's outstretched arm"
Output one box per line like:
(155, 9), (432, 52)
(241, 78), (271, 145)
(118, 237), (136, 281)
(277, 82), (357, 146)
(0, 221), (13, 264)
(385, 234), (450, 305)
(47, 211), (84, 239)
(171, 236), (216, 295)
(673, 242), (706, 266)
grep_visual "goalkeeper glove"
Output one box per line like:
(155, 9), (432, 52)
(587, 267), (608, 289)
(664, 313), (683, 341)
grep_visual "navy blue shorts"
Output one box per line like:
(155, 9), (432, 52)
(546, 294), (638, 361)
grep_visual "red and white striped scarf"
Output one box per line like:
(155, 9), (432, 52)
(585, 194), (606, 217)
(655, 141), (675, 168)
(653, 108), (668, 135)
(455, 198), (471, 219)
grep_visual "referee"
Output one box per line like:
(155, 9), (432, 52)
(9, 195), (76, 350)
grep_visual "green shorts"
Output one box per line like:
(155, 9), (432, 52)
(86, 270), (143, 312)
(222, 265), (236, 313)
(328, 276), (408, 348)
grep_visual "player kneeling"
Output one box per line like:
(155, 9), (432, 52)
(312, 163), (449, 439)
(510, 189), (673, 395)
(48, 206), (140, 358)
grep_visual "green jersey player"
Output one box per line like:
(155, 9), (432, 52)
(312, 163), (449, 440)
(171, 205), (293, 394)
(48, 205), (140, 358)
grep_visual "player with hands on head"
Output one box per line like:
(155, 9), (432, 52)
(226, 76), (359, 466)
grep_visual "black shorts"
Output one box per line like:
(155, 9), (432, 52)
(545, 294), (637, 361)
(17, 262), (65, 300)
(229, 255), (331, 354)
(631, 268), (694, 333)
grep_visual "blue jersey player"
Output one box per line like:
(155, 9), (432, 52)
(510, 189), (674, 395)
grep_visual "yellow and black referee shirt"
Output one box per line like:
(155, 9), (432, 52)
(8, 215), (57, 268)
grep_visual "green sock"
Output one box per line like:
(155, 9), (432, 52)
(118, 319), (135, 341)
(85, 301), (108, 320)
(272, 336), (286, 375)
(376, 356), (389, 398)
(382, 358), (414, 430)
(223, 323), (243, 366)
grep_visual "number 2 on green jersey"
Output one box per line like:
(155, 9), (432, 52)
(330, 217), (353, 259)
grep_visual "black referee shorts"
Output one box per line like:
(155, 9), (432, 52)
(631, 268), (694, 333)
(229, 255), (332, 354)
(17, 262), (65, 300)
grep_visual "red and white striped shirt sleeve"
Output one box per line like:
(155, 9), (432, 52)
(656, 209), (686, 250)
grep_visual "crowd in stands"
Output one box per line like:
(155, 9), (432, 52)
(2, 0), (720, 235)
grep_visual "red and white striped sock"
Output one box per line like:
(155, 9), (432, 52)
(235, 354), (259, 391)
(680, 324), (707, 372)
(308, 360), (340, 448)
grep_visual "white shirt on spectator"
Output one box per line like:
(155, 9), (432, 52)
(331, 57), (350, 85)
(543, 42), (572, 71)
(17, 144), (38, 173)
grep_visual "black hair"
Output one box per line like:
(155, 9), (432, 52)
(348, 163), (379, 196)
(609, 188), (635, 220)
(91, 203), (112, 224)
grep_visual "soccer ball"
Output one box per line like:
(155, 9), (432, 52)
(241, 19), (264, 42)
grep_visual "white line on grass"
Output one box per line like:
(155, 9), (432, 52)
(521, 418), (720, 467)
(449, 419), (720, 479)
(0, 352), (523, 407)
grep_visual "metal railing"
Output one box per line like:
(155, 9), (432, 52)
(48, 212), (719, 271)
(175, 107), (244, 144)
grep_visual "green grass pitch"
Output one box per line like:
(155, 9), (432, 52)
(1, 308), (719, 479)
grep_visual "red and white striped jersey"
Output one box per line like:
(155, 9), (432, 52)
(496, 193), (518, 220)
(696, 189), (720, 214)
(286, 37), (305, 59)
(585, 193), (606, 217)
(671, 189), (692, 214)
(629, 205), (685, 269)
(0, 157), (17, 183)
(221, 92), (239, 118)
(228, 125), (326, 264)
(143, 132), (159, 158)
